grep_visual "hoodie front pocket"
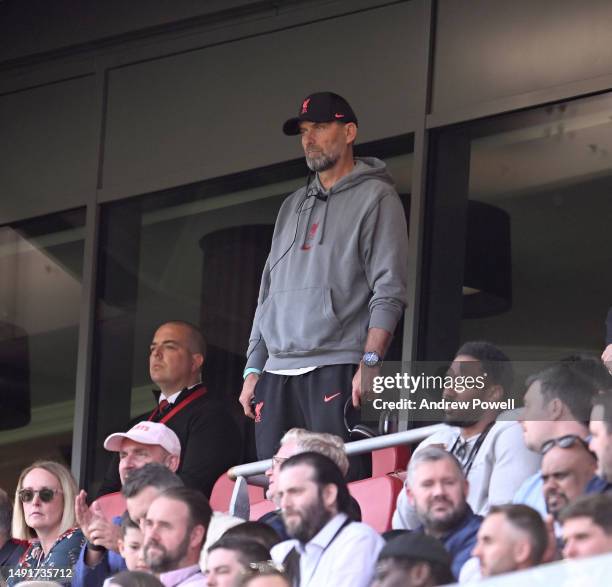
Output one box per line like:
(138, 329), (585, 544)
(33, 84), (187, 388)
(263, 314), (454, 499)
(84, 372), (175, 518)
(259, 287), (343, 355)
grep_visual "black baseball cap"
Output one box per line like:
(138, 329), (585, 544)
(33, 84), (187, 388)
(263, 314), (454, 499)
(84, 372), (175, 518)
(378, 533), (451, 567)
(282, 91), (358, 135)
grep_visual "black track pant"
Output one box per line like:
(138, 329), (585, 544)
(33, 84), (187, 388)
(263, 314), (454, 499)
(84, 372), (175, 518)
(253, 364), (370, 479)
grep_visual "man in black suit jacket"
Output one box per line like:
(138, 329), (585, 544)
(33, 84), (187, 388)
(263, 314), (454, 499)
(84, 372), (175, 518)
(99, 321), (241, 497)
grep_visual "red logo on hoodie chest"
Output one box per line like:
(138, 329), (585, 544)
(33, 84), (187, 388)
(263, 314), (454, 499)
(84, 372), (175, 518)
(301, 222), (319, 251)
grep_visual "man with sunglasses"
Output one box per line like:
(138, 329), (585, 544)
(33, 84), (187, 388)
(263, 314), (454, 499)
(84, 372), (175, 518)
(393, 341), (539, 530)
(541, 435), (602, 533)
(515, 360), (608, 515)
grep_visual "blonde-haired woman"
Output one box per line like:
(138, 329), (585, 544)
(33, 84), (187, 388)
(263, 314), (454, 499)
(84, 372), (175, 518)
(10, 461), (84, 585)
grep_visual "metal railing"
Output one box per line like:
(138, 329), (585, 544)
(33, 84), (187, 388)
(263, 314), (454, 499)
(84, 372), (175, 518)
(227, 423), (446, 519)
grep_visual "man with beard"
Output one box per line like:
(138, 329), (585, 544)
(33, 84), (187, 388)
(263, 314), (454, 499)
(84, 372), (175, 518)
(239, 92), (408, 471)
(541, 437), (599, 532)
(143, 487), (212, 586)
(260, 428), (361, 540)
(404, 447), (481, 579)
(472, 504), (547, 577)
(270, 452), (383, 587)
(393, 341), (539, 529)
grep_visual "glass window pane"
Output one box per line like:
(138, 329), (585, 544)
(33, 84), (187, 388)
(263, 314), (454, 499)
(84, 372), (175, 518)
(0, 208), (86, 491)
(423, 92), (612, 376)
(463, 93), (612, 360)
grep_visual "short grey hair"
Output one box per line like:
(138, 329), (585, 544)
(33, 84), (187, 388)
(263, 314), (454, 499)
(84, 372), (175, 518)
(280, 428), (349, 476)
(406, 446), (464, 487)
(122, 462), (183, 498)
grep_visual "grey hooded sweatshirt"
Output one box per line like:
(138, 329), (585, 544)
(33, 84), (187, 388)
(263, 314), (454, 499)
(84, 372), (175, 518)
(245, 157), (408, 371)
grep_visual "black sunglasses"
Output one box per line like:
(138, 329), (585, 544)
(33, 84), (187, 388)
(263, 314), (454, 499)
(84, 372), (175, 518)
(540, 434), (591, 456)
(18, 487), (62, 503)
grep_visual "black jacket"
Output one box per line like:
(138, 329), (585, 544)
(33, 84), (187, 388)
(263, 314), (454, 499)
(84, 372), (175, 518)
(98, 384), (242, 498)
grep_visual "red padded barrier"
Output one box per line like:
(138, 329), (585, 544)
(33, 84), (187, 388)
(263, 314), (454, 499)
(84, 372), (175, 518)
(249, 499), (277, 520)
(348, 475), (403, 533)
(210, 473), (266, 513)
(371, 445), (411, 477)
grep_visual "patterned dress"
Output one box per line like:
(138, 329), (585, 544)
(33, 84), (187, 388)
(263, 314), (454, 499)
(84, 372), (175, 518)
(7, 527), (85, 586)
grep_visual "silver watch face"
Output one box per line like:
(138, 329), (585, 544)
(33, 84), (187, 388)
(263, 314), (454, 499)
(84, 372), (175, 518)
(363, 351), (380, 367)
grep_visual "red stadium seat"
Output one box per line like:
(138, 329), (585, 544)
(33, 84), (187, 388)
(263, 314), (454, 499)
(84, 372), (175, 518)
(210, 473), (266, 513)
(93, 492), (126, 520)
(249, 498), (277, 520)
(348, 475), (403, 533)
(371, 445), (411, 477)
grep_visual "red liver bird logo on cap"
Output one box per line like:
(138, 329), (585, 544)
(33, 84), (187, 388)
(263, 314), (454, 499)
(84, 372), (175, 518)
(301, 98), (311, 114)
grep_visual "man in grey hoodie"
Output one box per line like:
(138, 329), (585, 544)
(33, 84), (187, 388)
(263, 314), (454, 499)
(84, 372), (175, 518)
(238, 91), (408, 465)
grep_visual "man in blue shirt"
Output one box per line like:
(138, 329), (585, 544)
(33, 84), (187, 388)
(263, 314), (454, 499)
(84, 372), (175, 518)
(404, 446), (481, 580)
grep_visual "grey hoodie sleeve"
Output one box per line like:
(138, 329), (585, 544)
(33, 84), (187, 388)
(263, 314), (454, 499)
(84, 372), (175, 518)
(245, 257), (271, 371)
(361, 190), (409, 334)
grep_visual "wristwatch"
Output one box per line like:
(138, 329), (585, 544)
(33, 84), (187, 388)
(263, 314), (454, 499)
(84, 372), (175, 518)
(362, 351), (382, 368)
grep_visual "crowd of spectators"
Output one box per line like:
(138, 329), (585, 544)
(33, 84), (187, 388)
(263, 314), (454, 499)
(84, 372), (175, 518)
(0, 324), (610, 587)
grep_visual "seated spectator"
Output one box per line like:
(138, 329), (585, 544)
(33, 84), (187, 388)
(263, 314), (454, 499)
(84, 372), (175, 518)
(123, 464), (184, 528)
(116, 513), (147, 573)
(10, 461), (84, 586)
(559, 494), (612, 559)
(403, 446), (481, 579)
(393, 341), (539, 529)
(589, 391), (612, 486)
(108, 570), (164, 587)
(271, 452), (383, 587)
(371, 533), (454, 587)
(143, 487), (211, 586)
(261, 429), (359, 540)
(0, 488), (27, 570)
(106, 421), (181, 484)
(541, 436), (600, 527)
(120, 464), (242, 575)
(515, 361), (603, 515)
(472, 504), (547, 577)
(74, 425), (183, 587)
(205, 536), (270, 587)
(99, 321), (241, 499)
(220, 522), (280, 551)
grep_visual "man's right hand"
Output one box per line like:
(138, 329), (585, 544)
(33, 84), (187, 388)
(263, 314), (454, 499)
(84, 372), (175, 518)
(239, 373), (259, 419)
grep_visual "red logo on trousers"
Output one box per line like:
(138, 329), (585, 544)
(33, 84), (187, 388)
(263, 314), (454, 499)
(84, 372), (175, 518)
(255, 402), (264, 423)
